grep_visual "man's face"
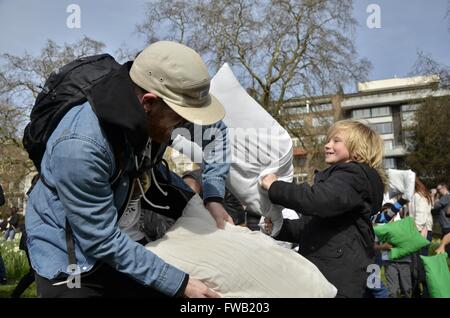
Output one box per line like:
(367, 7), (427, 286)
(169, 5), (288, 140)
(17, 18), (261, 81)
(437, 185), (448, 196)
(142, 95), (187, 143)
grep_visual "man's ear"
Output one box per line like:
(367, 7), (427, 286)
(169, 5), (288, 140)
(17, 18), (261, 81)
(141, 92), (160, 112)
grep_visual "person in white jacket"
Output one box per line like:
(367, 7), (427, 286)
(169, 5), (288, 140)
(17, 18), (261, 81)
(409, 177), (433, 255)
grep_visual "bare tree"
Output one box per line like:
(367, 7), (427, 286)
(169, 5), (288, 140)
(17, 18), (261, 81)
(411, 51), (450, 90)
(0, 36), (106, 210)
(0, 36), (105, 107)
(136, 0), (370, 178)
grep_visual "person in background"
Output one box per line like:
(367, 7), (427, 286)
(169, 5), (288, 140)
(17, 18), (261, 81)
(432, 182), (450, 256)
(409, 177), (433, 256)
(4, 207), (19, 241)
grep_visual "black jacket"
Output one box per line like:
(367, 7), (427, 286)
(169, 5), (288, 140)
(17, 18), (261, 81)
(269, 162), (384, 298)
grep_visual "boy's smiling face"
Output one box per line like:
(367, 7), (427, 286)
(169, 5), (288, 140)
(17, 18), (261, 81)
(324, 130), (351, 165)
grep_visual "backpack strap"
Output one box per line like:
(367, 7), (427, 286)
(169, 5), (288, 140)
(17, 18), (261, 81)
(65, 220), (77, 266)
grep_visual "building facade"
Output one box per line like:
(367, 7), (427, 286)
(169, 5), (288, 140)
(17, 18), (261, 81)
(281, 75), (449, 181)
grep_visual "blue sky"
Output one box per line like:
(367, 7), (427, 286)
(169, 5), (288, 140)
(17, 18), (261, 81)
(0, 0), (449, 87)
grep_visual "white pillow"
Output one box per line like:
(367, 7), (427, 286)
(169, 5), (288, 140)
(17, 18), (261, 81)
(146, 195), (337, 298)
(171, 64), (297, 236)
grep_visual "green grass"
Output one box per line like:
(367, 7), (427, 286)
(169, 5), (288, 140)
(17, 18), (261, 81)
(0, 282), (37, 298)
(0, 235), (37, 298)
(0, 236), (29, 281)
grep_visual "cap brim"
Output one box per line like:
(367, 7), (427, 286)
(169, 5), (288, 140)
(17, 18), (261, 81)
(163, 94), (225, 126)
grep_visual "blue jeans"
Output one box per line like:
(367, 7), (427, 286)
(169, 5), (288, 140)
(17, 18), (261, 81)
(370, 281), (390, 298)
(367, 250), (390, 298)
(4, 228), (15, 241)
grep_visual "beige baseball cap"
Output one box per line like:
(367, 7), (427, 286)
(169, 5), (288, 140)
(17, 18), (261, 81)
(129, 41), (225, 125)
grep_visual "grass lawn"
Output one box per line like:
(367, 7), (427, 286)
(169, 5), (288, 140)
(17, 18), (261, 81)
(0, 282), (37, 298)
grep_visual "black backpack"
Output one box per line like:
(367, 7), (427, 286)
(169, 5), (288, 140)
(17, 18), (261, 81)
(23, 54), (121, 172)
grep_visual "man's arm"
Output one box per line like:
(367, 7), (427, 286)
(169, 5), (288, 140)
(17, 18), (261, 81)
(433, 195), (449, 209)
(189, 120), (233, 228)
(436, 232), (450, 254)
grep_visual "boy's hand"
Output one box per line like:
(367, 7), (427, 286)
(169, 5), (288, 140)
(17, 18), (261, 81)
(261, 174), (278, 191)
(264, 217), (273, 235)
(184, 278), (220, 298)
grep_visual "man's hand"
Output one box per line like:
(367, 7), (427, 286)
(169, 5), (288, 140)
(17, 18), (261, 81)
(261, 173), (278, 191)
(205, 201), (234, 229)
(184, 277), (220, 298)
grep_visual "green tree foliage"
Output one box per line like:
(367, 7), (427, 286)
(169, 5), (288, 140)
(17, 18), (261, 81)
(406, 96), (450, 187)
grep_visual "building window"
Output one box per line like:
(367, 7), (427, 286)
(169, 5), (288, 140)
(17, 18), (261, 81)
(312, 116), (334, 128)
(352, 106), (391, 119)
(316, 135), (327, 144)
(282, 106), (308, 115)
(311, 103), (333, 112)
(383, 158), (396, 169)
(352, 108), (371, 119)
(288, 119), (305, 129)
(370, 122), (393, 135)
(371, 106), (391, 117)
(401, 104), (420, 112)
(384, 139), (394, 151)
(401, 111), (415, 124)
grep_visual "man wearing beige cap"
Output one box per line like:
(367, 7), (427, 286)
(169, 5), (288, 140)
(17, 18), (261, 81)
(25, 41), (228, 298)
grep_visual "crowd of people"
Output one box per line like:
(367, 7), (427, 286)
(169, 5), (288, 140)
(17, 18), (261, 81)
(0, 41), (449, 298)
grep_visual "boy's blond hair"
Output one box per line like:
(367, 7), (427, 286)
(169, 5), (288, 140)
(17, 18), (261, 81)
(327, 119), (388, 188)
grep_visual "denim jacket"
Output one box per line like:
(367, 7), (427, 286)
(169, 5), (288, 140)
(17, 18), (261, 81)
(26, 103), (187, 296)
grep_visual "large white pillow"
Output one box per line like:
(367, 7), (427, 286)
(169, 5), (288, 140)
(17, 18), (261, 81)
(171, 63), (297, 237)
(146, 194), (337, 298)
